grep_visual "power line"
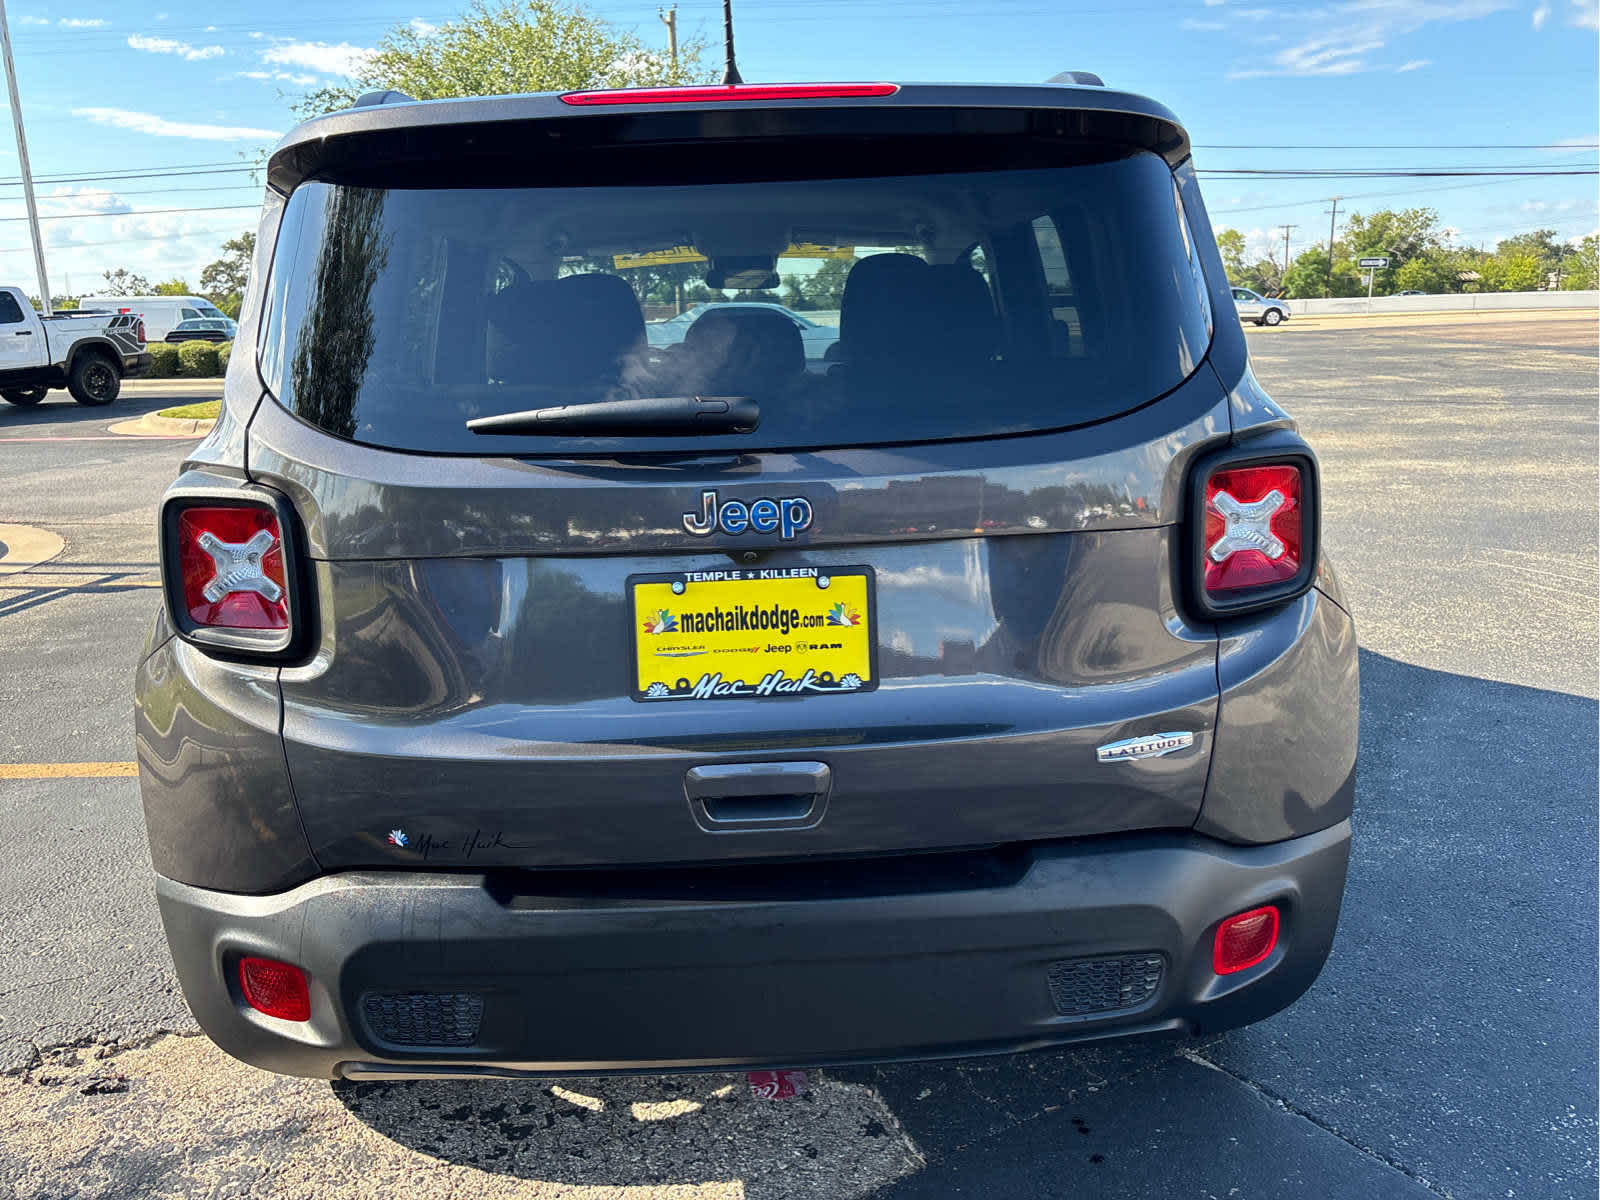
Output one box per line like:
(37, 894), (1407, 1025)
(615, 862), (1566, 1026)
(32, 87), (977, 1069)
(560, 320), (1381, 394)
(1209, 173), (1591, 215)
(0, 202), (259, 223)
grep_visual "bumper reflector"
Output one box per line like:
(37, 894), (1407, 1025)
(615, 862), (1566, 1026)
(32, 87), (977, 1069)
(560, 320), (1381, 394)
(1213, 905), (1281, 975)
(238, 956), (311, 1022)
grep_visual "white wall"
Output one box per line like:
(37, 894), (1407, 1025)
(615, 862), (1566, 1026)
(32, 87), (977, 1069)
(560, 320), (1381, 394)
(1285, 291), (1599, 316)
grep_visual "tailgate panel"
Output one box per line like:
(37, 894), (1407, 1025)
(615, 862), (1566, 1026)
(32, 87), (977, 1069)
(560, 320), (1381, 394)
(280, 530), (1218, 868)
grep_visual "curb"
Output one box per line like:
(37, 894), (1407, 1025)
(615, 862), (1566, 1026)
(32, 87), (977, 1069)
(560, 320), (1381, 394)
(0, 523), (65, 576)
(107, 413), (216, 438)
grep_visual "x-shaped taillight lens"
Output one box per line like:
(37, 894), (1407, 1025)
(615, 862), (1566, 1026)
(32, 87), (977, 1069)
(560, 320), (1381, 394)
(1203, 464), (1304, 592)
(176, 506), (289, 630)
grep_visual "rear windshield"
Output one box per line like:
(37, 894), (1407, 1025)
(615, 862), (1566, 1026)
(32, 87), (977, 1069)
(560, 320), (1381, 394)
(258, 150), (1212, 455)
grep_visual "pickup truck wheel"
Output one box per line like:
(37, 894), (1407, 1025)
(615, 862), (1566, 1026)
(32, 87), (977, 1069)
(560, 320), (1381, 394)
(0, 387), (47, 406)
(67, 353), (120, 406)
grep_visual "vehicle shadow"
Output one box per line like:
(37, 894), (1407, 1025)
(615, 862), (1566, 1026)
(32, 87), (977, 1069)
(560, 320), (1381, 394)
(332, 649), (1599, 1200)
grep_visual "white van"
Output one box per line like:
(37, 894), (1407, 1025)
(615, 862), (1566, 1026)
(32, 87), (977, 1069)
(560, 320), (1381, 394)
(76, 295), (228, 342)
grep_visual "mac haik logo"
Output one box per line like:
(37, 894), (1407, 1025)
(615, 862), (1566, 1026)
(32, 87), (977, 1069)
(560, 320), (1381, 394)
(826, 601), (861, 627)
(683, 490), (813, 540)
(642, 608), (679, 635)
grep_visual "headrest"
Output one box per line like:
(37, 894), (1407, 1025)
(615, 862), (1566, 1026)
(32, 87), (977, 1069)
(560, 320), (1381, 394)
(683, 306), (805, 392)
(491, 273), (645, 389)
(838, 253), (931, 365)
(927, 263), (1000, 359)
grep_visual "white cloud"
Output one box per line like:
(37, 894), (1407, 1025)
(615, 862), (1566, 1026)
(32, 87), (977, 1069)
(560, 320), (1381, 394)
(260, 40), (375, 76)
(1533, 2), (1552, 28)
(409, 17), (438, 35)
(73, 106), (281, 141)
(1182, 18), (1227, 30)
(1573, 0), (1599, 28)
(18, 15), (50, 25)
(1225, 0), (1511, 79)
(128, 35), (225, 62)
(238, 69), (318, 85)
(1397, 58), (1431, 69)
(58, 17), (106, 26)
(39, 186), (133, 219)
(1543, 134), (1600, 150)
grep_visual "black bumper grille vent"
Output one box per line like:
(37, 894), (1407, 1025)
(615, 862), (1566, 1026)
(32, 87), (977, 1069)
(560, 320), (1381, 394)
(1046, 954), (1165, 1017)
(362, 992), (485, 1047)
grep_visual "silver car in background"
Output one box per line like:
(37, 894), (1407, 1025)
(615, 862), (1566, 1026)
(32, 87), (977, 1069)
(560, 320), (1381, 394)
(1233, 287), (1289, 326)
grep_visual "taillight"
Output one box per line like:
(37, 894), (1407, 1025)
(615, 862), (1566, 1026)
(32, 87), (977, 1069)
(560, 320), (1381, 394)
(559, 82), (899, 106)
(1213, 905), (1280, 975)
(1187, 445), (1319, 618)
(135, 318), (146, 344)
(177, 506), (287, 629)
(238, 956), (311, 1021)
(1205, 464), (1303, 592)
(161, 492), (304, 656)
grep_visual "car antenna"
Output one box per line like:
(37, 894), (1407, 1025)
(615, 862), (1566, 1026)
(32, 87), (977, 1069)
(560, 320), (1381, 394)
(721, 0), (743, 85)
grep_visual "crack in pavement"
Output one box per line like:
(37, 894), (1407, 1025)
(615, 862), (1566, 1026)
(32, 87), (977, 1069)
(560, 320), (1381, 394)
(1181, 1047), (1457, 1199)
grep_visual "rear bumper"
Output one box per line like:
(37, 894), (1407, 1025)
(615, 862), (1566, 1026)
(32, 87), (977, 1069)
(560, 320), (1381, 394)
(122, 351), (152, 376)
(156, 820), (1351, 1080)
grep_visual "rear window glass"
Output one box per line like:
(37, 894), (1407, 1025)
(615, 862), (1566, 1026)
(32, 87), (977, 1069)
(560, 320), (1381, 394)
(259, 151), (1211, 455)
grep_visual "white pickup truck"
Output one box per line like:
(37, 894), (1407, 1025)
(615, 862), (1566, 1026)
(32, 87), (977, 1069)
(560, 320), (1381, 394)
(0, 285), (150, 408)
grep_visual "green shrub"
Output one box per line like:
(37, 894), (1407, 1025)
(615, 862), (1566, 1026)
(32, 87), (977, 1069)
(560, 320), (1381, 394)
(177, 340), (220, 377)
(146, 343), (180, 378)
(217, 342), (232, 375)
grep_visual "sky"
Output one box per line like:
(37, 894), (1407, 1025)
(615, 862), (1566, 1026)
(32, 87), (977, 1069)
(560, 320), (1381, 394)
(0, 0), (1596, 296)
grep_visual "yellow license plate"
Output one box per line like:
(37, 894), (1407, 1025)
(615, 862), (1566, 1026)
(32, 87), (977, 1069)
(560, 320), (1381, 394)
(630, 567), (876, 702)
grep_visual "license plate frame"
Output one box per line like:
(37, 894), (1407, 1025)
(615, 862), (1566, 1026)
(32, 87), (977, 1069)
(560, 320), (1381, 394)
(628, 565), (877, 702)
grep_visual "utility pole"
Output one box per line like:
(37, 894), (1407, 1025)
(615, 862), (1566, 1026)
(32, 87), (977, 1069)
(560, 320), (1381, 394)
(1277, 224), (1296, 293)
(1323, 197), (1341, 299)
(0, 0), (50, 315)
(658, 6), (678, 76)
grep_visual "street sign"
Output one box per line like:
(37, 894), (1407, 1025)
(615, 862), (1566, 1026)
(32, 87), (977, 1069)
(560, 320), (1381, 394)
(1358, 256), (1391, 269)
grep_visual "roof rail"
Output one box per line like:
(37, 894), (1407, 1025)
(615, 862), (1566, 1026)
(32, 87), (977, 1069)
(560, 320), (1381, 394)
(1046, 71), (1105, 87)
(351, 89), (417, 108)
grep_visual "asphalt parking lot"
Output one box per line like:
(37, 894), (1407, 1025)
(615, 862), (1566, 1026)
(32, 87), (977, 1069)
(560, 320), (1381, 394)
(1, 315), (1596, 1199)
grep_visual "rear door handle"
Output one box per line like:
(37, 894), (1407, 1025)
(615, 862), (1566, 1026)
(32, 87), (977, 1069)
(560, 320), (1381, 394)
(14, 330), (31, 336)
(684, 762), (831, 832)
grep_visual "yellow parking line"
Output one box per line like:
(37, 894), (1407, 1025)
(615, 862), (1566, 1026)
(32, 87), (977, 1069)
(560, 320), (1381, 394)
(0, 762), (139, 779)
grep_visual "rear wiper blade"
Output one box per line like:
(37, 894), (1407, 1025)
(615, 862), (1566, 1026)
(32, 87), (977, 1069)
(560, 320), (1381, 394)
(466, 394), (758, 436)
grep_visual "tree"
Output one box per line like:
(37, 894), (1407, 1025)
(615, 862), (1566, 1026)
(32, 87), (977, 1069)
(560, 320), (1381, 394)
(800, 258), (851, 309)
(1240, 257), (1284, 297)
(1214, 228), (1247, 285)
(1283, 247), (1361, 299)
(1495, 229), (1562, 285)
(1560, 235), (1598, 290)
(1477, 253), (1543, 293)
(294, 0), (711, 119)
(99, 268), (150, 296)
(1392, 254), (1458, 295)
(154, 278), (193, 296)
(200, 233), (256, 318)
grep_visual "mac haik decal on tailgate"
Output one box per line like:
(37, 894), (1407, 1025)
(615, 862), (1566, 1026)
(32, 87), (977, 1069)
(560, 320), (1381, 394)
(629, 566), (877, 701)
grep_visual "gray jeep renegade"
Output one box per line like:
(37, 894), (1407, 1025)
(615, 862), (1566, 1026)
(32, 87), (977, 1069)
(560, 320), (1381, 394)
(134, 80), (1358, 1080)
